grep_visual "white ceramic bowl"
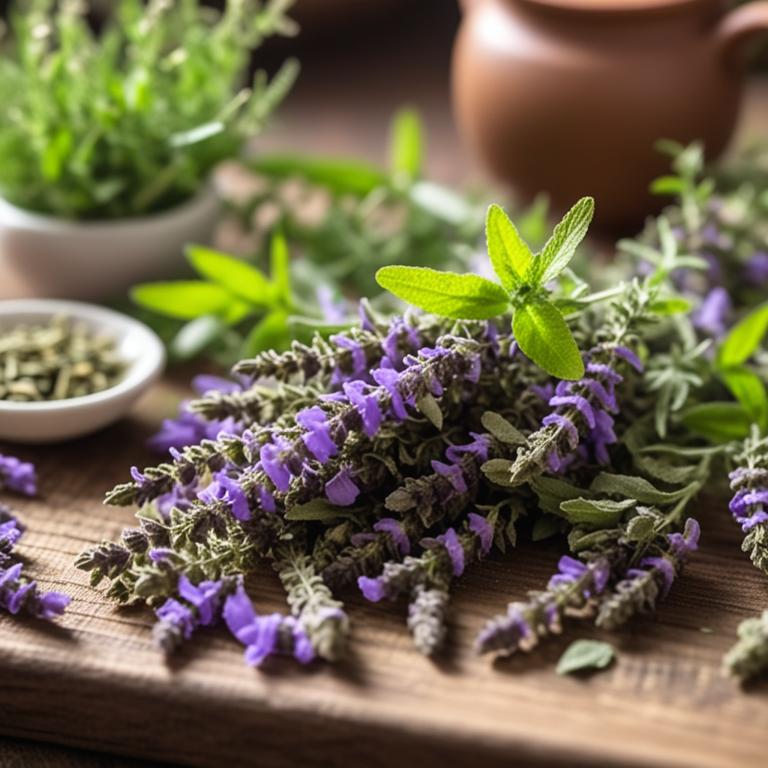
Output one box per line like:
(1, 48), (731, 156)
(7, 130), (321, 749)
(0, 187), (219, 301)
(0, 300), (165, 444)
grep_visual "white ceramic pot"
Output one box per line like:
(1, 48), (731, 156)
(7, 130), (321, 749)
(0, 187), (220, 301)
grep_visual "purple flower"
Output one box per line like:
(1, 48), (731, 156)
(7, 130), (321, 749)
(192, 375), (242, 396)
(260, 437), (293, 492)
(373, 518), (411, 557)
(371, 367), (408, 420)
(548, 555), (610, 596)
(383, 318), (420, 368)
(435, 528), (465, 577)
(613, 346), (644, 373)
(475, 604), (533, 655)
(224, 582), (314, 666)
(325, 468), (359, 506)
(178, 574), (224, 626)
(729, 487), (768, 532)
(330, 335), (368, 382)
(149, 409), (240, 454)
(693, 287), (731, 338)
(468, 513), (494, 556)
(198, 470), (251, 521)
(358, 574), (388, 602)
(342, 381), (383, 438)
(316, 285), (348, 323)
(0, 514), (25, 554)
(0, 454), (37, 496)
(297, 406), (338, 464)
(0, 561), (70, 621)
(745, 251), (768, 285)
(430, 461), (468, 494)
(156, 598), (197, 640)
(445, 432), (491, 464)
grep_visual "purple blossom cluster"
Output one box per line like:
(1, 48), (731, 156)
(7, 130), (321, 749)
(543, 345), (642, 472)
(0, 508), (70, 621)
(0, 454), (37, 496)
(728, 468), (768, 533)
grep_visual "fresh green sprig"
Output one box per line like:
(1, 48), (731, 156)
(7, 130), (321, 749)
(376, 198), (595, 380)
(0, 0), (297, 219)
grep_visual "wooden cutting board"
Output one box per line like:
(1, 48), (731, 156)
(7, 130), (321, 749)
(0, 379), (767, 768)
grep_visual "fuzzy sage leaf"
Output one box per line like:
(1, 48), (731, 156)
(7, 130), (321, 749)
(556, 639), (615, 675)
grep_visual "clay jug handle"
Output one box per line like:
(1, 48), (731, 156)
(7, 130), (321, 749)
(716, 2), (768, 67)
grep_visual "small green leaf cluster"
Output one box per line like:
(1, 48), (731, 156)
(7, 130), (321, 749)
(376, 198), (596, 380)
(132, 234), (311, 361)
(0, 0), (297, 219)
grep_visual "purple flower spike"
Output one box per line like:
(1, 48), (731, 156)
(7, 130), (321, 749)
(297, 406), (338, 464)
(542, 413), (579, 449)
(667, 518), (700, 558)
(549, 395), (596, 429)
(435, 528), (465, 577)
(373, 518), (411, 557)
(325, 468), (360, 507)
(0, 455), (37, 497)
(613, 346), (644, 373)
(371, 367), (408, 421)
(445, 432), (491, 464)
(693, 287), (731, 339)
(431, 460), (468, 494)
(34, 590), (71, 620)
(156, 598), (197, 640)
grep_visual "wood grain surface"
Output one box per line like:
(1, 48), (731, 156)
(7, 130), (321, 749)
(0, 377), (767, 768)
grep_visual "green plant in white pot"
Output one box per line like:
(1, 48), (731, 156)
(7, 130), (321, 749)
(0, 0), (298, 300)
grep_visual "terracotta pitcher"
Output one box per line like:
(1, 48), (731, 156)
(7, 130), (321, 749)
(452, 0), (768, 231)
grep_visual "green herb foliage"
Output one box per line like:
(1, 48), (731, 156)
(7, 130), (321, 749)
(377, 198), (594, 379)
(556, 640), (615, 675)
(0, 0), (298, 218)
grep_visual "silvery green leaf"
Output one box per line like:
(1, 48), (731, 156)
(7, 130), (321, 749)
(559, 497), (637, 527)
(417, 393), (443, 430)
(481, 411), (526, 445)
(556, 640), (615, 675)
(481, 458), (514, 486)
(285, 499), (355, 522)
(532, 476), (593, 515)
(531, 514), (564, 541)
(590, 473), (700, 505)
(624, 514), (658, 542)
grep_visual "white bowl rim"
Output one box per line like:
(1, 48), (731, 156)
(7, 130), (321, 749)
(0, 299), (165, 413)
(0, 182), (218, 232)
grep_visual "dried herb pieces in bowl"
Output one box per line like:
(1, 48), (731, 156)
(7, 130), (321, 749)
(0, 316), (125, 401)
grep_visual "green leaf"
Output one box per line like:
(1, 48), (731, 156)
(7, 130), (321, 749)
(589, 474), (698, 505)
(375, 266), (509, 320)
(390, 108), (423, 181)
(481, 459), (514, 487)
(242, 310), (291, 356)
(512, 298), (585, 380)
(531, 476), (593, 515)
(131, 281), (233, 320)
(529, 196), (594, 285)
(649, 297), (692, 316)
(169, 121), (225, 148)
(720, 366), (768, 430)
(485, 203), (533, 290)
(681, 402), (753, 443)
(559, 497), (637, 527)
(718, 302), (768, 368)
(417, 393), (443, 430)
(480, 411), (526, 445)
(186, 245), (273, 306)
(249, 154), (387, 197)
(269, 230), (292, 306)
(285, 499), (355, 522)
(649, 175), (685, 196)
(556, 640), (615, 676)
(170, 315), (226, 360)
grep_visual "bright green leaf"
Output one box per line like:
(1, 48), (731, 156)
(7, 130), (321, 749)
(269, 230), (292, 306)
(131, 281), (233, 320)
(485, 204), (533, 290)
(186, 245), (273, 306)
(512, 298), (585, 380)
(529, 196), (595, 285)
(390, 108), (423, 181)
(649, 175), (685, 196)
(375, 266), (509, 320)
(720, 366), (768, 430)
(718, 302), (768, 368)
(556, 640), (615, 676)
(681, 402), (753, 443)
(649, 297), (692, 316)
